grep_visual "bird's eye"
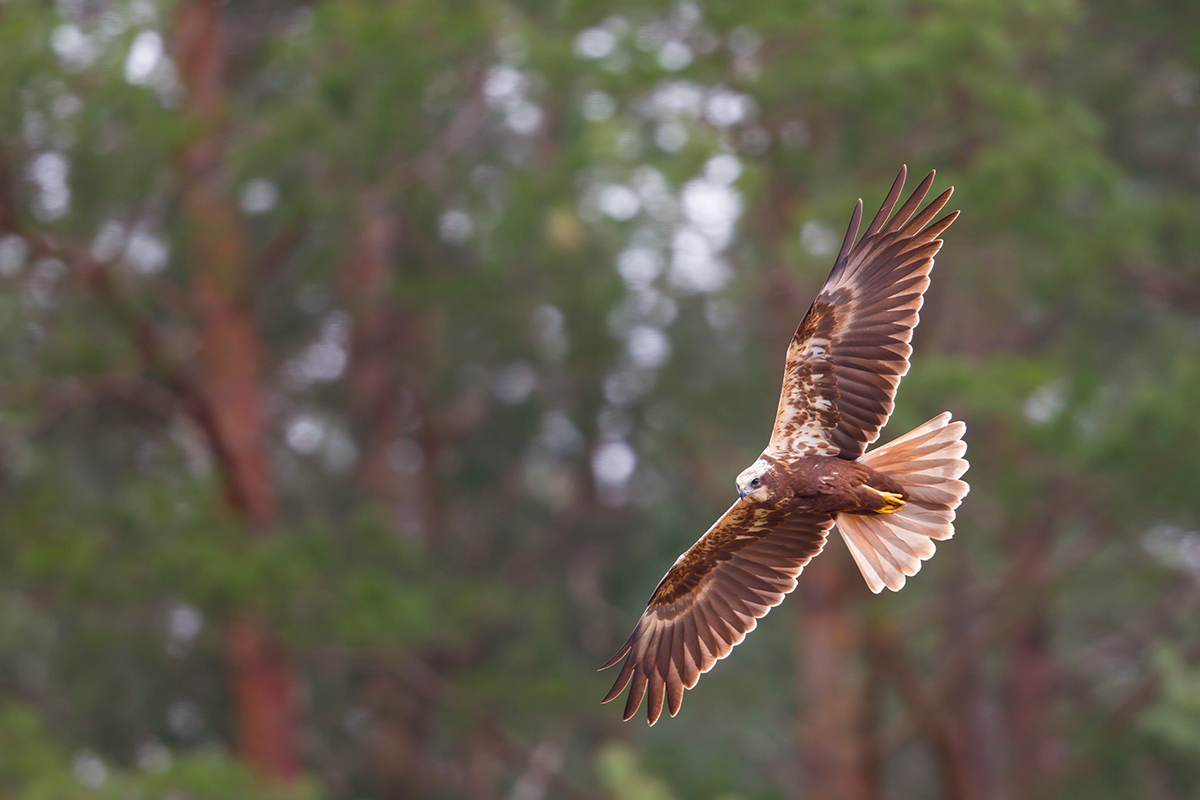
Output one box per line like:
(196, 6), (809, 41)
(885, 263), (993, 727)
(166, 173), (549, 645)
(750, 477), (761, 487)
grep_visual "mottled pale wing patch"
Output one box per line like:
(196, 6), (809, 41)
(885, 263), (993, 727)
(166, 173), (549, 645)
(770, 167), (959, 460)
(766, 300), (842, 457)
(601, 503), (834, 725)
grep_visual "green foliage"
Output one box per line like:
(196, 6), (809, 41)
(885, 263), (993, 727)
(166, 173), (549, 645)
(0, 704), (320, 800)
(596, 742), (680, 800)
(1140, 646), (1200, 756)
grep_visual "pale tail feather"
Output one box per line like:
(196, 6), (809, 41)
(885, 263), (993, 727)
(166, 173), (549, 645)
(836, 412), (969, 593)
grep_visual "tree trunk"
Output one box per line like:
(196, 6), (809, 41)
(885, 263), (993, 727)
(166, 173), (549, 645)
(340, 192), (410, 531)
(946, 570), (1006, 800)
(1005, 513), (1062, 799)
(1007, 598), (1060, 798)
(174, 0), (299, 781)
(795, 550), (875, 800)
(227, 617), (299, 780)
(866, 621), (980, 800)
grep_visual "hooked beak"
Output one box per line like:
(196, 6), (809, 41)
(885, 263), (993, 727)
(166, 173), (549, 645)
(737, 485), (748, 500)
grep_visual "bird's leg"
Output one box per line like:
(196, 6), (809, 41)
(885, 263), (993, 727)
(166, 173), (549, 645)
(871, 488), (905, 514)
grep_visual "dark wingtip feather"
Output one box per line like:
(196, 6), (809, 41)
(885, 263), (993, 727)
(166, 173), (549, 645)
(883, 170), (937, 235)
(598, 638), (633, 670)
(926, 209), (960, 238)
(900, 187), (955, 236)
(622, 671), (647, 722)
(666, 673), (684, 718)
(834, 199), (864, 269)
(646, 676), (665, 726)
(601, 656), (636, 704)
(864, 165), (907, 239)
(647, 624), (674, 726)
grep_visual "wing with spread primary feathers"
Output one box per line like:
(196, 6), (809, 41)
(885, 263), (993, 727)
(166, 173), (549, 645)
(600, 503), (834, 725)
(767, 166), (958, 460)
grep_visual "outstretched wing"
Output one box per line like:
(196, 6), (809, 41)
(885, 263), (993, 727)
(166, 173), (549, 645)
(600, 503), (834, 725)
(767, 166), (958, 460)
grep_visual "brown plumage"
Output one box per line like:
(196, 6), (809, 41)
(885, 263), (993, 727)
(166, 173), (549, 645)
(601, 166), (971, 725)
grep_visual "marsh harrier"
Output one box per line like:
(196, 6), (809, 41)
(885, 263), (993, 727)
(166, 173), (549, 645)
(601, 167), (970, 725)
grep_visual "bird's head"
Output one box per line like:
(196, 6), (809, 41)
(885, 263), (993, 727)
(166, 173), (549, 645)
(735, 458), (778, 505)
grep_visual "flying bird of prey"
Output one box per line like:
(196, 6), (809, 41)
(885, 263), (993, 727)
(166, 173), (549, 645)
(601, 166), (969, 725)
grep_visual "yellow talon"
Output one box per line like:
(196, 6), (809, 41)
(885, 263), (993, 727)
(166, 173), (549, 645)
(875, 490), (905, 514)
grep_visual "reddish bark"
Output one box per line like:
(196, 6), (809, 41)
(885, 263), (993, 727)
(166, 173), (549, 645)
(1007, 594), (1061, 797)
(341, 192), (403, 517)
(228, 618), (300, 780)
(194, 273), (276, 526)
(795, 551), (875, 800)
(173, 0), (299, 781)
(1005, 514), (1062, 798)
(945, 570), (1006, 800)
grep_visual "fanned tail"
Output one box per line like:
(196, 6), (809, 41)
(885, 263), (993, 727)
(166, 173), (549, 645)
(836, 412), (969, 593)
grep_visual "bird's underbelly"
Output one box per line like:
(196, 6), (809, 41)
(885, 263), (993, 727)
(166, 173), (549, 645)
(784, 459), (905, 515)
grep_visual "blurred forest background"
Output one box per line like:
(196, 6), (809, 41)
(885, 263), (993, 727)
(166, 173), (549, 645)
(2, 0), (1200, 798)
